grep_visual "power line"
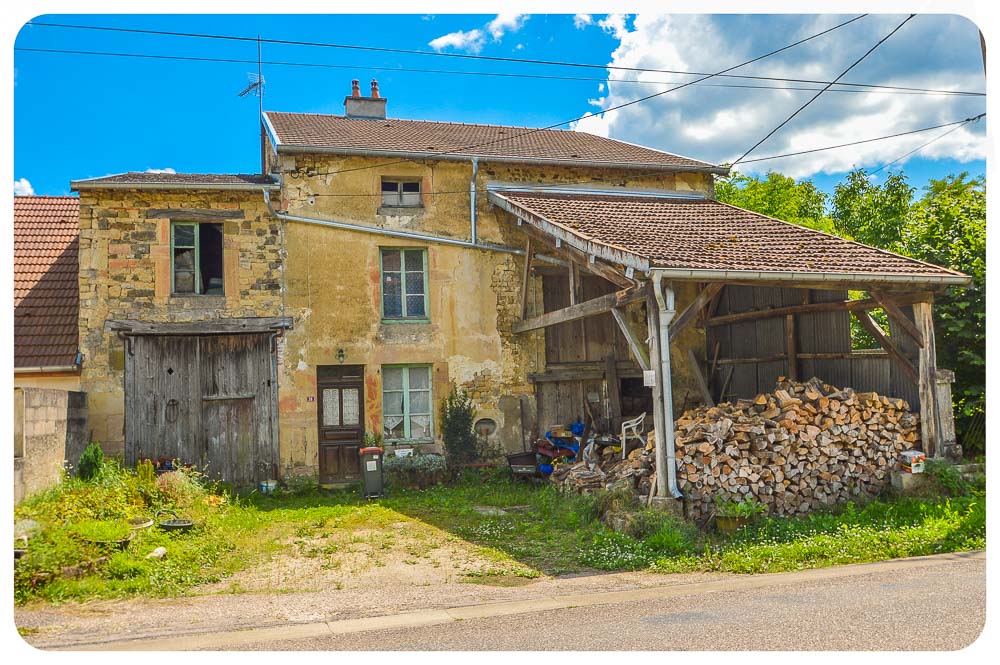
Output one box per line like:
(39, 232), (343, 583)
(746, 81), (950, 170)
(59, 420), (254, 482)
(733, 14), (917, 165)
(735, 114), (985, 164)
(319, 14), (871, 177)
(14, 46), (983, 97)
(869, 116), (981, 174)
(23, 18), (985, 97)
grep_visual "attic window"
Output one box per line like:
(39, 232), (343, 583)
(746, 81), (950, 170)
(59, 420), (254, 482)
(171, 222), (224, 296)
(381, 178), (422, 207)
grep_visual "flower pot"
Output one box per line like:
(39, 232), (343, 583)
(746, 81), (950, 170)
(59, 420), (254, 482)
(715, 515), (749, 533)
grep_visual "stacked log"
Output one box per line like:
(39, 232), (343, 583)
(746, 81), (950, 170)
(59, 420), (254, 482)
(674, 377), (919, 521)
(550, 377), (920, 522)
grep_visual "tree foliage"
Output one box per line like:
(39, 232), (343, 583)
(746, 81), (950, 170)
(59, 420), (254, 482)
(439, 386), (478, 465)
(830, 170), (914, 250)
(716, 171), (833, 232)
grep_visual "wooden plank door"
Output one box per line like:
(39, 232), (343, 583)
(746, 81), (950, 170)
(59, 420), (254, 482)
(124, 335), (200, 466)
(199, 333), (276, 485)
(317, 365), (365, 484)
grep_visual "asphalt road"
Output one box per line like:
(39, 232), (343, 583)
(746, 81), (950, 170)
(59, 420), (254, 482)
(229, 554), (986, 651)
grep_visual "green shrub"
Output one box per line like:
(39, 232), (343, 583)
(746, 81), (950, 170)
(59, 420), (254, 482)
(629, 511), (698, 557)
(69, 520), (131, 543)
(104, 551), (149, 580)
(384, 452), (449, 489)
(924, 459), (972, 496)
(440, 386), (477, 465)
(78, 443), (105, 481)
(715, 494), (766, 518)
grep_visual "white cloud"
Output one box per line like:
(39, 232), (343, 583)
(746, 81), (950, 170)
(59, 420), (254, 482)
(572, 14), (986, 178)
(145, 167), (177, 174)
(428, 29), (486, 53)
(574, 14), (593, 29)
(486, 13), (527, 40)
(14, 178), (34, 196)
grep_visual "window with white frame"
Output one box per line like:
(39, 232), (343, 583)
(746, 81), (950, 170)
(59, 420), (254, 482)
(380, 178), (422, 207)
(380, 248), (428, 320)
(382, 365), (432, 441)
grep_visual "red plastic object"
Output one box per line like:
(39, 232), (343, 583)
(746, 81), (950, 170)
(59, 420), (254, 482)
(359, 447), (384, 455)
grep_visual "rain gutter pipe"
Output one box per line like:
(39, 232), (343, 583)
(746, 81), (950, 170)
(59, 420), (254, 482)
(652, 273), (683, 499)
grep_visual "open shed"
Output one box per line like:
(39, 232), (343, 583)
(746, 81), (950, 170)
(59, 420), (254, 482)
(487, 184), (970, 500)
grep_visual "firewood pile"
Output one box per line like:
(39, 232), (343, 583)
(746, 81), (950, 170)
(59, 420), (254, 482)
(551, 377), (921, 520)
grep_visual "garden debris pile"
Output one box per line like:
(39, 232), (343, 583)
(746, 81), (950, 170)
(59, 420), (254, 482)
(552, 377), (921, 521)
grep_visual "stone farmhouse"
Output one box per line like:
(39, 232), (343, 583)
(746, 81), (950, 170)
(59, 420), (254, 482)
(67, 80), (968, 492)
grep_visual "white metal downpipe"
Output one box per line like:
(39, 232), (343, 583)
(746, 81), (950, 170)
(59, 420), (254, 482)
(653, 275), (683, 499)
(470, 157), (479, 245)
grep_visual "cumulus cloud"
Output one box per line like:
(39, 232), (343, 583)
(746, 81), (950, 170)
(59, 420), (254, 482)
(430, 14), (527, 53)
(429, 28), (486, 53)
(14, 178), (34, 196)
(574, 14), (593, 29)
(486, 13), (527, 40)
(145, 167), (177, 174)
(573, 14), (986, 178)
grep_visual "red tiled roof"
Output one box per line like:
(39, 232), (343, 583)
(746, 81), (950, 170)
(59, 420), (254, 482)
(71, 172), (279, 189)
(14, 196), (80, 369)
(264, 112), (726, 172)
(490, 190), (967, 283)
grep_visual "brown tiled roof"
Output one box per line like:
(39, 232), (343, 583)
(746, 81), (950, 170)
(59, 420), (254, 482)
(14, 196), (80, 369)
(264, 112), (725, 172)
(71, 172), (278, 189)
(490, 190), (967, 283)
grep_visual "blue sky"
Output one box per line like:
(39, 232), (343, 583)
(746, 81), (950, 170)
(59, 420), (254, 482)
(13, 13), (987, 197)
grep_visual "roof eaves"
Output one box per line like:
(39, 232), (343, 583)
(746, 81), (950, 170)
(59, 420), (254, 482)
(71, 178), (281, 192)
(648, 265), (972, 286)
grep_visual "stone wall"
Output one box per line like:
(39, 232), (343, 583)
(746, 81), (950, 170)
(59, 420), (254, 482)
(77, 188), (283, 453)
(14, 388), (88, 503)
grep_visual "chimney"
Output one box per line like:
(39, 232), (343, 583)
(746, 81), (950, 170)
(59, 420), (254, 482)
(344, 78), (387, 120)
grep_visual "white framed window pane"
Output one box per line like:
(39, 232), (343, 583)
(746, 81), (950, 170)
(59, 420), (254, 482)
(408, 367), (431, 390)
(384, 415), (405, 439)
(401, 181), (420, 194)
(383, 390), (404, 416)
(409, 390), (430, 414)
(342, 388), (359, 426)
(383, 367), (404, 391)
(410, 415), (431, 439)
(322, 388), (340, 426)
(400, 192), (420, 206)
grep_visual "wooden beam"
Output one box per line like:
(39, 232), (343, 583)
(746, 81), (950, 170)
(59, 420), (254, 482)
(610, 307), (651, 372)
(513, 220), (634, 289)
(109, 316), (293, 335)
(519, 237), (534, 320)
(785, 314), (798, 381)
(146, 208), (245, 220)
(852, 310), (919, 383)
(512, 283), (647, 334)
(605, 354), (622, 432)
(705, 293), (926, 327)
(668, 282), (724, 343)
(686, 348), (714, 407)
(569, 262), (580, 306)
(914, 301), (940, 457)
(870, 290), (924, 347)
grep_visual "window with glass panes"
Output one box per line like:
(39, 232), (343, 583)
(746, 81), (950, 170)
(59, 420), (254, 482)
(380, 248), (428, 320)
(380, 178), (421, 207)
(382, 365), (432, 441)
(171, 222), (224, 295)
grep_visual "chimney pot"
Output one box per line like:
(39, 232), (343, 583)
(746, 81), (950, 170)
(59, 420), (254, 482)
(370, 79), (380, 99)
(351, 79), (361, 97)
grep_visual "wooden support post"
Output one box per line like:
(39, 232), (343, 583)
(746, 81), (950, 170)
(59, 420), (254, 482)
(610, 307), (650, 372)
(645, 294), (668, 499)
(870, 290), (925, 347)
(604, 354), (622, 432)
(668, 282), (724, 343)
(568, 262), (580, 306)
(785, 314), (798, 381)
(852, 310), (919, 383)
(686, 348), (714, 407)
(914, 301), (940, 458)
(519, 237), (534, 320)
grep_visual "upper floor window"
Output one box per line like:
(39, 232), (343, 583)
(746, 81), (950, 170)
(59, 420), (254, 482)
(380, 248), (428, 321)
(381, 178), (422, 207)
(172, 222), (224, 295)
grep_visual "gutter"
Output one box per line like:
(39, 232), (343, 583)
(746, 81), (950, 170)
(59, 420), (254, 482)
(15, 365), (80, 374)
(262, 191), (564, 264)
(272, 144), (730, 175)
(72, 181), (280, 192)
(652, 275), (682, 500)
(649, 267), (971, 287)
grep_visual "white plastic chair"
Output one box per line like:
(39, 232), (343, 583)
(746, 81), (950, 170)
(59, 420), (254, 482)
(621, 412), (647, 460)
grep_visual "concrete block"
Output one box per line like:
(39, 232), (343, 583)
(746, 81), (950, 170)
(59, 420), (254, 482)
(890, 470), (929, 494)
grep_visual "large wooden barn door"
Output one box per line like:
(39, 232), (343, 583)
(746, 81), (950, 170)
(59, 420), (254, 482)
(124, 333), (277, 486)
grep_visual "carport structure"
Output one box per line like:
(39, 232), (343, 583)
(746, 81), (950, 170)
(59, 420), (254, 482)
(487, 184), (970, 500)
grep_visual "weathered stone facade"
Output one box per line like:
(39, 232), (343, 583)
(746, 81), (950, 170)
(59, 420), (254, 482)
(77, 189), (283, 453)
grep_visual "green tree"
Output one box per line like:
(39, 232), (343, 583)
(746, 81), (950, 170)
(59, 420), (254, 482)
(716, 171), (832, 232)
(829, 170), (914, 250)
(900, 174), (986, 444)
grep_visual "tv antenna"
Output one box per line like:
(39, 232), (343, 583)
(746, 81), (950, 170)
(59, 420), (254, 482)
(237, 36), (267, 174)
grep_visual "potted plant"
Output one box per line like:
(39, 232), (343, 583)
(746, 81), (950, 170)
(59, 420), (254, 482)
(713, 495), (765, 533)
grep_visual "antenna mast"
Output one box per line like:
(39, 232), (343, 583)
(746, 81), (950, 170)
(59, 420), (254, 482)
(237, 35), (266, 174)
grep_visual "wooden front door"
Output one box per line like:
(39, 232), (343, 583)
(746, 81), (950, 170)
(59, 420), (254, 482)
(124, 333), (278, 486)
(317, 365), (365, 484)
